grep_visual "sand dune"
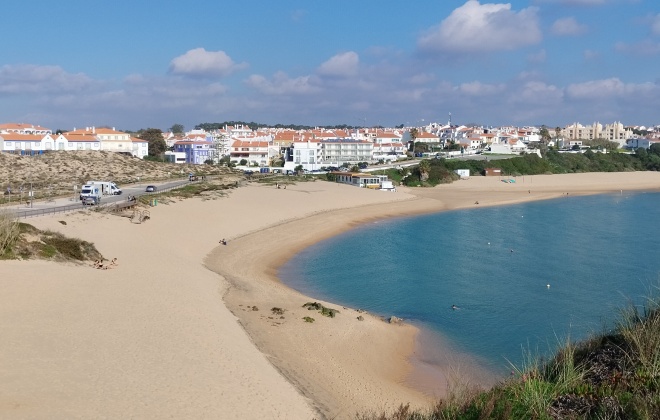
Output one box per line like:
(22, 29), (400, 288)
(1, 172), (659, 419)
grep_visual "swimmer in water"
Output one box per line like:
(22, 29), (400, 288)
(451, 304), (459, 310)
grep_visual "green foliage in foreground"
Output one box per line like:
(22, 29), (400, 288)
(357, 296), (660, 420)
(402, 150), (652, 187)
(0, 210), (20, 256)
(1, 218), (103, 262)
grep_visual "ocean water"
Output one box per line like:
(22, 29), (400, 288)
(279, 191), (660, 377)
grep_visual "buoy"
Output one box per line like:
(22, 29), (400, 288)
(487, 242), (490, 245)
(547, 284), (550, 288)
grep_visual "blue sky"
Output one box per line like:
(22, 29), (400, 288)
(2, 0), (659, 131)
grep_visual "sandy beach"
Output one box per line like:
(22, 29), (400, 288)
(2, 171), (660, 419)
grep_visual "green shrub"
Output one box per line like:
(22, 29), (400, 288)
(40, 231), (101, 261)
(0, 210), (20, 256)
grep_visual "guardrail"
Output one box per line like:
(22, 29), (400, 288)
(13, 178), (208, 219)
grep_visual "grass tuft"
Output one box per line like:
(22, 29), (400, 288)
(0, 210), (21, 257)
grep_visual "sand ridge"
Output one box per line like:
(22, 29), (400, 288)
(1, 172), (660, 419)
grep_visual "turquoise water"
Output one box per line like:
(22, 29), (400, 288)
(279, 192), (660, 377)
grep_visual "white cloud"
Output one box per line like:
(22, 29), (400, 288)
(565, 78), (659, 99)
(317, 52), (359, 78)
(417, 0), (541, 54)
(583, 49), (600, 60)
(0, 64), (93, 94)
(551, 17), (588, 36)
(169, 48), (248, 78)
(614, 40), (660, 56)
(534, 0), (607, 5)
(652, 14), (660, 36)
(566, 78), (624, 98)
(245, 72), (321, 95)
(514, 81), (564, 103)
(457, 81), (506, 96)
(527, 49), (547, 63)
(407, 73), (436, 85)
(559, 0), (607, 6)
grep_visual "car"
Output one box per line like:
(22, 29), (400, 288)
(145, 185), (157, 192)
(82, 196), (99, 206)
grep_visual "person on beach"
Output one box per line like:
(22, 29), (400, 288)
(220, 239), (227, 245)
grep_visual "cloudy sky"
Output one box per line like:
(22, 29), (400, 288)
(2, 0), (659, 131)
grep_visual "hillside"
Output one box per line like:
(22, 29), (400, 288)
(0, 151), (237, 196)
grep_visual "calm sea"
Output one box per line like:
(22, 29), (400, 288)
(279, 191), (660, 378)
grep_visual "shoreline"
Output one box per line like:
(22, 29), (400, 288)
(205, 172), (660, 418)
(2, 172), (660, 419)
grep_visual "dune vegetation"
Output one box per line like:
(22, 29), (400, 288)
(358, 295), (660, 420)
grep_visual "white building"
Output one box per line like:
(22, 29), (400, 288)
(562, 122), (632, 147)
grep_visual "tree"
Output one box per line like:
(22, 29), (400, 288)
(650, 143), (660, 156)
(170, 124), (184, 134)
(408, 128), (420, 153)
(218, 156), (232, 167)
(240, 159), (248, 166)
(414, 142), (430, 153)
(418, 159), (431, 182)
(539, 126), (551, 143)
(140, 128), (167, 159)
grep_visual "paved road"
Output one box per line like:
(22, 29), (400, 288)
(6, 178), (198, 219)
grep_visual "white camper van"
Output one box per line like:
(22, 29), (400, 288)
(87, 181), (122, 195)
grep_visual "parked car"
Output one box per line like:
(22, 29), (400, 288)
(145, 185), (157, 192)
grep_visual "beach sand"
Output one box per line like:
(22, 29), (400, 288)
(2, 172), (659, 419)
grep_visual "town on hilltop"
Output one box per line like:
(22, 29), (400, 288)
(1, 121), (659, 174)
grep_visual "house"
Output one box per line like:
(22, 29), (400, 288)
(0, 132), (101, 154)
(413, 131), (441, 144)
(62, 134), (102, 151)
(320, 138), (373, 166)
(0, 133), (49, 154)
(131, 137), (149, 159)
(230, 140), (269, 166)
(0, 123), (52, 135)
(66, 127), (133, 153)
(283, 140), (322, 172)
(172, 140), (214, 164)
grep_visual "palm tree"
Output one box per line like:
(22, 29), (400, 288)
(409, 128), (419, 153)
